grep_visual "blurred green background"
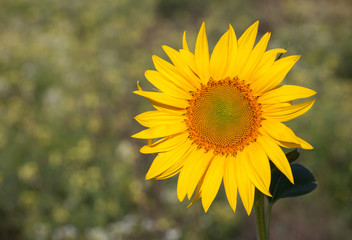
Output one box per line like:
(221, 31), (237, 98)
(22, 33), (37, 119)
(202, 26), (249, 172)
(0, 0), (351, 239)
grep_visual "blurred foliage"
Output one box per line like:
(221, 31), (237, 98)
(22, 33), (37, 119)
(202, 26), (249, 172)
(0, 0), (351, 239)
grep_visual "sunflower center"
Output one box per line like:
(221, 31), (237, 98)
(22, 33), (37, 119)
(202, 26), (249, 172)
(186, 78), (262, 155)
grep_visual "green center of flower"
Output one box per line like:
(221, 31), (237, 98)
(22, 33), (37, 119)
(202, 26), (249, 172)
(209, 92), (252, 135)
(186, 78), (262, 155)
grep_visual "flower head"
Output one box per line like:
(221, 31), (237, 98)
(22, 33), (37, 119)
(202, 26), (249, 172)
(132, 21), (316, 214)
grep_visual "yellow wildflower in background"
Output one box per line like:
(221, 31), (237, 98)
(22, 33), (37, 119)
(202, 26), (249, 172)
(132, 21), (316, 214)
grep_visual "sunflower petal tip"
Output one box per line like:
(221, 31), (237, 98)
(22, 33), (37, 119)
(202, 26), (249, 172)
(286, 169), (295, 184)
(228, 23), (235, 33)
(182, 31), (189, 51)
(305, 145), (314, 150)
(144, 70), (150, 77)
(136, 81), (142, 91)
(300, 139), (314, 149)
(229, 205), (237, 213)
(252, 20), (260, 29)
(244, 206), (252, 216)
(295, 55), (302, 61)
(131, 130), (147, 139)
(177, 193), (185, 203)
(131, 132), (146, 139)
(187, 201), (195, 208)
(139, 146), (147, 154)
(290, 177), (295, 185)
(308, 99), (316, 109)
(202, 203), (210, 213)
(199, 22), (207, 33)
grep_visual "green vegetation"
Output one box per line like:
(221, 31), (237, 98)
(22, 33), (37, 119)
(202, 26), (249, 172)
(0, 0), (351, 239)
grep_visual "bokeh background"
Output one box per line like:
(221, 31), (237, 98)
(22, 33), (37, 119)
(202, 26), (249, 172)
(0, 0), (351, 239)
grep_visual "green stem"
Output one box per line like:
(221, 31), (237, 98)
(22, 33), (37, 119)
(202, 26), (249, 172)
(254, 190), (267, 240)
(266, 202), (273, 240)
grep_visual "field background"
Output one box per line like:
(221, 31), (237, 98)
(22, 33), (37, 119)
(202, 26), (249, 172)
(0, 0), (351, 239)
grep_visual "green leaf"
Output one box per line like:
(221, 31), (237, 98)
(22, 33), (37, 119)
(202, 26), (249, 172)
(286, 149), (300, 164)
(268, 163), (317, 203)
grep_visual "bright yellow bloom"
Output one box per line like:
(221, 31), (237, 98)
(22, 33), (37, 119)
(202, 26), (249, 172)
(132, 21), (316, 214)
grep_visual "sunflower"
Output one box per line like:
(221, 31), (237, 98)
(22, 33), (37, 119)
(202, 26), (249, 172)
(132, 21), (316, 214)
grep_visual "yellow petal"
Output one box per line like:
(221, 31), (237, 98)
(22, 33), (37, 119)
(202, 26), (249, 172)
(262, 102), (292, 112)
(187, 173), (206, 208)
(152, 55), (196, 92)
(182, 31), (189, 51)
(135, 110), (185, 123)
(140, 132), (189, 154)
(247, 48), (287, 84)
(201, 154), (225, 212)
(152, 102), (187, 114)
(235, 21), (259, 77)
(135, 110), (186, 128)
(242, 143), (271, 196)
(136, 82), (187, 114)
(133, 90), (189, 109)
(179, 49), (197, 75)
(240, 32), (271, 81)
(162, 45), (201, 88)
(131, 121), (187, 139)
(257, 135), (294, 183)
(261, 120), (313, 149)
(238, 21), (259, 47)
(155, 141), (194, 180)
(275, 136), (313, 150)
(263, 99), (315, 122)
(235, 150), (255, 215)
(146, 139), (192, 179)
(251, 55), (301, 95)
(223, 155), (238, 213)
(145, 70), (192, 99)
(195, 22), (210, 84)
(225, 24), (239, 79)
(187, 150), (214, 199)
(210, 30), (229, 80)
(259, 85), (316, 104)
(177, 147), (207, 202)
(295, 136), (313, 149)
(155, 166), (181, 179)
